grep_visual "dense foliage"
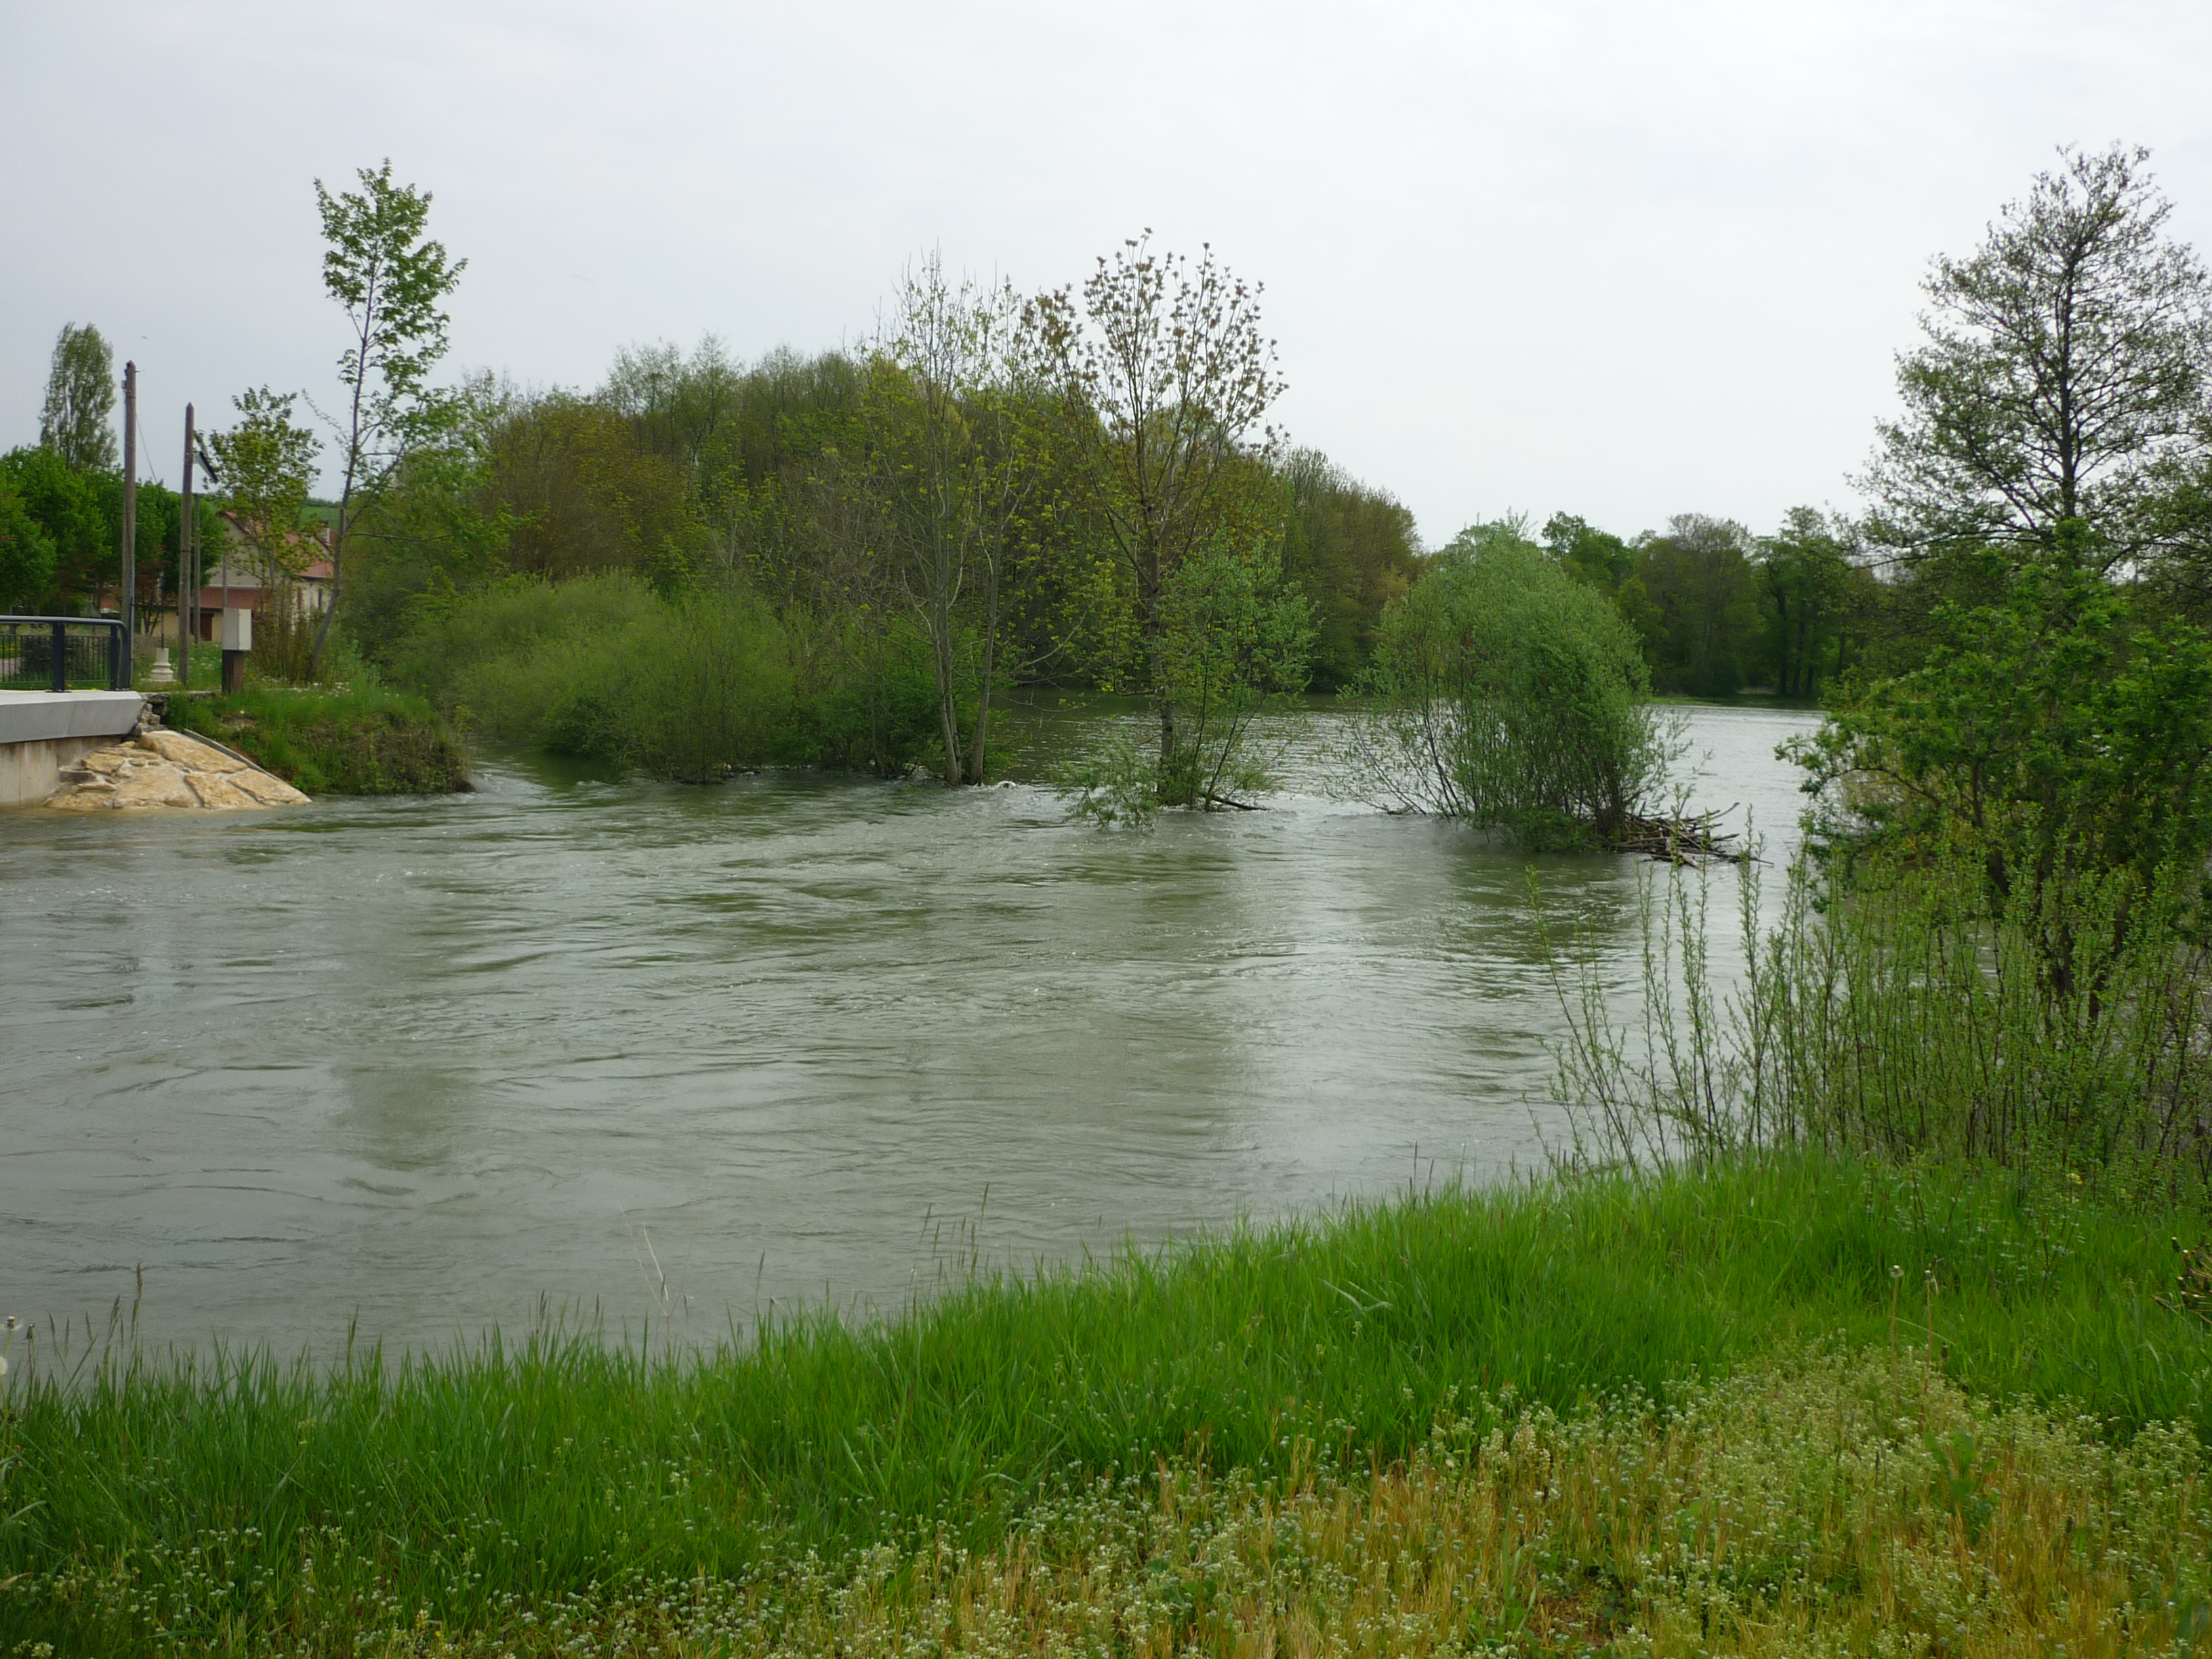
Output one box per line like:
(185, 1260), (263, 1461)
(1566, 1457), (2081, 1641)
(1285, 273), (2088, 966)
(1347, 521), (1668, 847)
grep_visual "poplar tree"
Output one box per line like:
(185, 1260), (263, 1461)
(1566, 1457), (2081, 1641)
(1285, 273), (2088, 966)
(309, 160), (466, 671)
(38, 323), (117, 472)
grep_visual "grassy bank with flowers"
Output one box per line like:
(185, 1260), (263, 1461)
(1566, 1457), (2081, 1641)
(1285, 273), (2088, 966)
(2, 1154), (2208, 1656)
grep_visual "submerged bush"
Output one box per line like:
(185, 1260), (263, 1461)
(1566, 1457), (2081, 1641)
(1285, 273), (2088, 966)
(1059, 539), (1314, 825)
(1345, 521), (1671, 848)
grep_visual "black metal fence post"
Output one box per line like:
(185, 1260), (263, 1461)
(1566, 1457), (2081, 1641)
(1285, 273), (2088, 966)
(49, 621), (67, 693)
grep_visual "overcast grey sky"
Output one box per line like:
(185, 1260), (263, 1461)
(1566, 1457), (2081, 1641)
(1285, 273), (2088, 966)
(5, 1), (2209, 546)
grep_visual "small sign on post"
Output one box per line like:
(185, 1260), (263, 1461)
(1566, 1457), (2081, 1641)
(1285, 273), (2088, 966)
(221, 607), (251, 695)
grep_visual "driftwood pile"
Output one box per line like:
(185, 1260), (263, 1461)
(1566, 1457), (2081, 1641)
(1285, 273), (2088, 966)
(1612, 810), (1747, 864)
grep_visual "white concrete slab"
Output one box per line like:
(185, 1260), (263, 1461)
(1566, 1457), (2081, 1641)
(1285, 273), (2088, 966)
(0, 690), (146, 743)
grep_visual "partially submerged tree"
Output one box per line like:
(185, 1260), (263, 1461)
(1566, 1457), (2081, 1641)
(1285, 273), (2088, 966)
(1346, 523), (1671, 849)
(38, 323), (117, 472)
(310, 160), (466, 672)
(1061, 533), (1314, 825)
(1029, 235), (1288, 800)
(1863, 144), (2212, 581)
(861, 253), (1039, 785)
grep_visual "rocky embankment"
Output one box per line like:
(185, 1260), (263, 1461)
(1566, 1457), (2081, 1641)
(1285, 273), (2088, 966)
(46, 726), (310, 811)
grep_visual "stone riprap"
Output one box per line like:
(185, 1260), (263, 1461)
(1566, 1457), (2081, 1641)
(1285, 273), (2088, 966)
(44, 727), (310, 811)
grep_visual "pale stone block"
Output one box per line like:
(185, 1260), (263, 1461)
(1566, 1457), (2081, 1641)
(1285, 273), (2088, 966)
(46, 781), (119, 811)
(230, 769), (310, 806)
(110, 764), (198, 809)
(136, 729), (247, 771)
(185, 772), (257, 811)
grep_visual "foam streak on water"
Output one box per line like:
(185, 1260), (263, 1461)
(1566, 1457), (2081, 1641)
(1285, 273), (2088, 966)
(0, 703), (1817, 1353)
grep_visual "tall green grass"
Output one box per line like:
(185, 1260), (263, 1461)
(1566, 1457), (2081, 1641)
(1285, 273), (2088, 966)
(1549, 852), (2212, 1189)
(4, 1157), (2207, 1652)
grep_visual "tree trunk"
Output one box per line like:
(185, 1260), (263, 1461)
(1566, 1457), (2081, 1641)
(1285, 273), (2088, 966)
(934, 605), (964, 787)
(966, 563), (1001, 785)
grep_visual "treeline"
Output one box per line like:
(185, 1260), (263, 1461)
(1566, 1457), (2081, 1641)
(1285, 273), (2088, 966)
(350, 345), (1418, 714)
(325, 236), (1427, 795)
(1540, 508), (1866, 698)
(0, 321), (237, 626)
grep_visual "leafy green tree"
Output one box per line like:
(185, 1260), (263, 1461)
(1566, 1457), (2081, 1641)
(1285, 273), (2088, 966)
(0, 475), (58, 610)
(861, 253), (1041, 785)
(37, 323), (117, 472)
(310, 160), (467, 670)
(1632, 514), (1761, 695)
(1543, 512), (1635, 592)
(1794, 522), (2212, 991)
(1028, 235), (1286, 787)
(1347, 521), (1667, 847)
(209, 388), (323, 588)
(1062, 535), (1313, 825)
(1863, 144), (2212, 582)
(0, 445), (108, 603)
(1757, 508), (1861, 697)
(481, 394), (704, 588)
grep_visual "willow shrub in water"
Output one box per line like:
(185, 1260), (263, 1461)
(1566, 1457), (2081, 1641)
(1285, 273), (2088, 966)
(1343, 522), (1670, 848)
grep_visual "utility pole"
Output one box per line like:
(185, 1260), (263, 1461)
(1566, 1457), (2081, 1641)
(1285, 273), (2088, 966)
(121, 361), (138, 663)
(179, 403), (196, 689)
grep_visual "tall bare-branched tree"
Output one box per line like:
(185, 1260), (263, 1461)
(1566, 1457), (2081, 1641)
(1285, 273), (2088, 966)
(863, 253), (1039, 785)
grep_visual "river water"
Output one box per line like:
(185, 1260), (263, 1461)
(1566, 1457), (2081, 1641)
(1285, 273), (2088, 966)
(1, 701), (1816, 1355)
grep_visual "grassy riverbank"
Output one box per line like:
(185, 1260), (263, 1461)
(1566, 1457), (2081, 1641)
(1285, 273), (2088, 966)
(4, 1155), (2207, 1654)
(160, 682), (471, 796)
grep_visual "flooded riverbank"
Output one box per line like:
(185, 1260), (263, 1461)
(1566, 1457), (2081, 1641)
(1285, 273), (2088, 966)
(0, 701), (1817, 1354)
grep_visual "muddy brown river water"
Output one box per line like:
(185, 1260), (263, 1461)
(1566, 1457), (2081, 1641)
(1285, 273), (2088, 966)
(0, 700), (1818, 1355)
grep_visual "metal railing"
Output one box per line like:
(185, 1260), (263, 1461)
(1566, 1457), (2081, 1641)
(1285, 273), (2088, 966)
(0, 617), (131, 691)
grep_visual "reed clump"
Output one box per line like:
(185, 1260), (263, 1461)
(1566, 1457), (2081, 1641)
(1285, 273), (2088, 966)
(1547, 849), (2212, 1190)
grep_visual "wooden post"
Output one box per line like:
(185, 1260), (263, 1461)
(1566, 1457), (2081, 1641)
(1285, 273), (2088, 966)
(121, 361), (138, 663)
(179, 403), (196, 689)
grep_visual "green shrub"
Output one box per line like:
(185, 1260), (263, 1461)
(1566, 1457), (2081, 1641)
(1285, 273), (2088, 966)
(163, 680), (470, 795)
(1345, 521), (1670, 847)
(391, 572), (945, 781)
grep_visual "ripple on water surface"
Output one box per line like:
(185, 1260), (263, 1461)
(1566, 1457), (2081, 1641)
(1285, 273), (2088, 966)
(0, 702), (1818, 1353)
